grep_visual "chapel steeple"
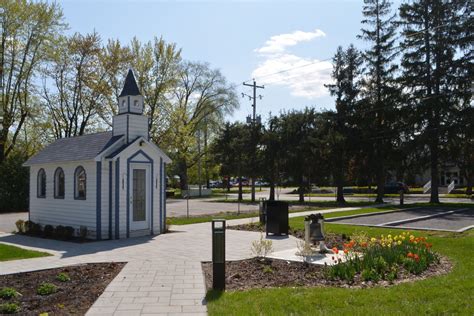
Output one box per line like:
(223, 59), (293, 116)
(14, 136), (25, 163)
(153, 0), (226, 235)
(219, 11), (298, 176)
(118, 69), (144, 115)
(113, 69), (149, 143)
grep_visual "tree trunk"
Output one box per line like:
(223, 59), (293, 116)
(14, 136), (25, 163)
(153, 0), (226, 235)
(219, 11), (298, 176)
(336, 184), (345, 204)
(0, 142), (5, 165)
(269, 181), (275, 201)
(334, 161), (346, 204)
(204, 126), (210, 188)
(251, 178), (256, 202)
(178, 160), (188, 191)
(298, 176), (305, 203)
(429, 145), (440, 203)
(238, 176), (243, 201)
(466, 173), (473, 196)
(179, 172), (188, 191)
(375, 147), (385, 203)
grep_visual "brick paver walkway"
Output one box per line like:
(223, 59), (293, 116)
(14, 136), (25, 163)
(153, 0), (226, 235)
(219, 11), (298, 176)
(0, 207), (370, 315)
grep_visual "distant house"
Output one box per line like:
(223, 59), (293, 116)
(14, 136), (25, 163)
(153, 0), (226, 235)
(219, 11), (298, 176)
(24, 70), (171, 239)
(415, 164), (467, 187)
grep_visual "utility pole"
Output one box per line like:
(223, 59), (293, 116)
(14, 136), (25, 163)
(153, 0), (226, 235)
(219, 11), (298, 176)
(197, 129), (202, 197)
(242, 80), (264, 203)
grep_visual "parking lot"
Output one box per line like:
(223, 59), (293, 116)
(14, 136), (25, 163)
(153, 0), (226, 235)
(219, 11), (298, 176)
(327, 206), (474, 232)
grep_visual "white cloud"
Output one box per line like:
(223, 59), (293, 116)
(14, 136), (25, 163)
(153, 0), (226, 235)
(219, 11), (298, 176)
(251, 29), (332, 99)
(255, 29), (326, 55)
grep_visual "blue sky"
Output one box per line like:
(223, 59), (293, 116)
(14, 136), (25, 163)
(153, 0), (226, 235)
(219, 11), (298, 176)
(60, 0), (401, 122)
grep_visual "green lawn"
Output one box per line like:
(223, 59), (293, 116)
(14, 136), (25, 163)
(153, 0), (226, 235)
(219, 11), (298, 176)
(206, 204), (474, 315)
(168, 211), (260, 225)
(210, 199), (377, 208)
(167, 202), (380, 226)
(305, 193), (473, 198)
(0, 243), (51, 261)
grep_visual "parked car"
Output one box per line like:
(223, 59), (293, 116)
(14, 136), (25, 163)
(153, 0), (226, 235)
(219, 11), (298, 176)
(232, 178), (249, 186)
(384, 182), (410, 194)
(208, 180), (223, 188)
(254, 180), (269, 186)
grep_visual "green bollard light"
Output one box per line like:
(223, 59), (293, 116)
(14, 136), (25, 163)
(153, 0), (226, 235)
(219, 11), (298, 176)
(212, 219), (226, 291)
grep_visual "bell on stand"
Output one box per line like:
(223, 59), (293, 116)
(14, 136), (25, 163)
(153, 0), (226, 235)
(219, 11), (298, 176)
(304, 213), (331, 253)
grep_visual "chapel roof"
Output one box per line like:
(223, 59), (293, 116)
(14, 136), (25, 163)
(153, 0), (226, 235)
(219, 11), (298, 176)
(24, 131), (122, 165)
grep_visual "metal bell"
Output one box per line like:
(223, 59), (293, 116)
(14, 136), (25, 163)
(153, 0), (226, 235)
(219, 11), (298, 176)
(304, 213), (325, 244)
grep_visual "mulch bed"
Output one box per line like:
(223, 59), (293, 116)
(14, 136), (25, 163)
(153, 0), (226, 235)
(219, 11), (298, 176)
(229, 222), (349, 249)
(202, 256), (451, 291)
(0, 262), (125, 315)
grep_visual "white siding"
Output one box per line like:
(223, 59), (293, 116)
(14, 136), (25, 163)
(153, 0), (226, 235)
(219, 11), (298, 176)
(100, 161), (111, 240)
(112, 114), (148, 141)
(112, 115), (127, 137)
(128, 115), (148, 140)
(29, 161), (97, 237)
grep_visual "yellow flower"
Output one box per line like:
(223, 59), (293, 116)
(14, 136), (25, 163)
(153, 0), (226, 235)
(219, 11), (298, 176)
(397, 240), (402, 245)
(410, 235), (415, 240)
(387, 243), (392, 248)
(388, 234), (392, 239)
(401, 236), (406, 240)
(371, 237), (377, 242)
(394, 236), (398, 241)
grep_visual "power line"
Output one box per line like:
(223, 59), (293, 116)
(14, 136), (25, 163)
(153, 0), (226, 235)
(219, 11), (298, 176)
(244, 57), (333, 84)
(244, 23), (456, 86)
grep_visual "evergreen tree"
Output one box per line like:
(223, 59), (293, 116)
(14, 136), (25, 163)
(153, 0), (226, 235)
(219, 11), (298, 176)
(399, 0), (469, 203)
(358, 0), (399, 203)
(325, 45), (363, 203)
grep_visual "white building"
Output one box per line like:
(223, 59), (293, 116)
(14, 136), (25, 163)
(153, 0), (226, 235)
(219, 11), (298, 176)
(24, 70), (171, 239)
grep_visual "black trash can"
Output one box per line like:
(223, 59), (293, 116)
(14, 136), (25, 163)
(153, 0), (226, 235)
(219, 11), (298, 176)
(265, 200), (289, 236)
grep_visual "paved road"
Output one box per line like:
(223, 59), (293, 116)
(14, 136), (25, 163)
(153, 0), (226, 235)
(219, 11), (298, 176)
(223, 187), (474, 205)
(166, 198), (259, 217)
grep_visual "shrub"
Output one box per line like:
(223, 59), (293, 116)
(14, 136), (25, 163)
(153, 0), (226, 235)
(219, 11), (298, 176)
(251, 234), (273, 258)
(43, 225), (54, 238)
(64, 226), (75, 240)
(37, 283), (57, 296)
(56, 272), (70, 282)
(0, 287), (20, 299)
(262, 265), (274, 274)
(15, 220), (25, 234)
(24, 220), (32, 233)
(295, 239), (315, 258)
(78, 226), (88, 240)
(0, 302), (21, 314)
(54, 225), (66, 239)
(25, 221), (42, 236)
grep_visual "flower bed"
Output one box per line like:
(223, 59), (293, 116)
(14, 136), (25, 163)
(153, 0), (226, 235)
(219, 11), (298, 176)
(327, 232), (440, 283)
